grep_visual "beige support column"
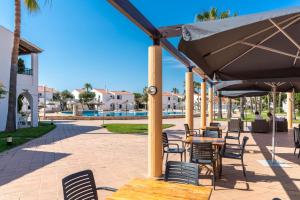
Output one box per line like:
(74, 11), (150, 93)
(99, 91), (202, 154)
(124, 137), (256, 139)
(185, 67), (194, 130)
(148, 45), (162, 178)
(201, 80), (207, 127)
(208, 85), (213, 124)
(287, 92), (293, 129)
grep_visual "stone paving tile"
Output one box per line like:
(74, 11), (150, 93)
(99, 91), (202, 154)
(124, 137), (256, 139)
(0, 118), (299, 200)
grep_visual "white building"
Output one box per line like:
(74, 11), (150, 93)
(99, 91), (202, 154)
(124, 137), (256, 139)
(0, 26), (42, 131)
(72, 88), (135, 111)
(38, 86), (60, 112)
(162, 92), (183, 111)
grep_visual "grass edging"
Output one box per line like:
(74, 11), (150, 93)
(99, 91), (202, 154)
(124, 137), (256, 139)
(102, 123), (174, 134)
(0, 122), (56, 153)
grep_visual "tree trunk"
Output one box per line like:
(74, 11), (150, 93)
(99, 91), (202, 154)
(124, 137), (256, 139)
(254, 97), (258, 112)
(240, 97), (245, 119)
(259, 97), (262, 113)
(267, 94), (271, 112)
(218, 92), (222, 118)
(227, 98), (232, 119)
(278, 92), (282, 113)
(6, 0), (20, 132)
(250, 98), (254, 113)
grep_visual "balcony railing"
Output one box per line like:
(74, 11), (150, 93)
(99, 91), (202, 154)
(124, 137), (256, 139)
(18, 68), (33, 75)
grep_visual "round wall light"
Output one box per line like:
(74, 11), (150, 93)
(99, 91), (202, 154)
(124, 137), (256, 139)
(147, 86), (157, 95)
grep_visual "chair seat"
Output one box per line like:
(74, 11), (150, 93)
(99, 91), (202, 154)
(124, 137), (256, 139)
(191, 156), (217, 164)
(225, 136), (239, 140)
(165, 148), (185, 153)
(222, 152), (241, 159)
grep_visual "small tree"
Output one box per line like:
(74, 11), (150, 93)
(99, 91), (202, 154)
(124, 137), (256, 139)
(142, 86), (148, 109)
(0, 84), (7, 99)
(172, 88), (179, 94)
(59, 90), (74, 111)
(133, 92), (143, 109)
(18, 58), (25, 74)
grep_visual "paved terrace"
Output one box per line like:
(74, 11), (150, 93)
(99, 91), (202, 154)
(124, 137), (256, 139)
(0, 118), (299, 200)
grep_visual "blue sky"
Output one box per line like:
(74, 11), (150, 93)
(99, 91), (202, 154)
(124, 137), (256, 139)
(0, 0), (299, 93)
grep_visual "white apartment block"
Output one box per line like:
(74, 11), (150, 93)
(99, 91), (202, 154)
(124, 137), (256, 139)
(0, 26), (42, 130)
(162, 92), (183, 111)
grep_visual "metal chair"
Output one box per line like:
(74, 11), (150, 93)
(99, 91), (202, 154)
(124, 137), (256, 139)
(293, 127), (300, 158)
(203, 129), (222, 138)
(184, 123), (200, 138)
(164, 161), (199, 186)
(221, 136), (249, 178)
(162, 132), (186, 162)
(225, 119), (242, 144)
(210, 122), (221, 127)
(189, 142), (217, 189)
(62, 170), (117, 200)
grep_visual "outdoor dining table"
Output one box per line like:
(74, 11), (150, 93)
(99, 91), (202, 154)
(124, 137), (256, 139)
(183, 136), (225, 178)
(106, 178), (212, 200)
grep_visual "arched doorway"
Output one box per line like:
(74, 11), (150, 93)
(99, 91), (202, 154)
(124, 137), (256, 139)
(17, 92), (33, 128)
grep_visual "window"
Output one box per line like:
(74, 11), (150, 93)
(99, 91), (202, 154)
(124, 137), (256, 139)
(117, 95), (122, 100)
(168, 105), (171, 109)
(119, 104), (122, 109)
(38, 93), (42, 97)
(168, 97), (171, 101)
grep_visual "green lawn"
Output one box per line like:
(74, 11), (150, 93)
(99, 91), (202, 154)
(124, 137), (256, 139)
(102, 123), (174, 134)
(0, 122), (56, 153)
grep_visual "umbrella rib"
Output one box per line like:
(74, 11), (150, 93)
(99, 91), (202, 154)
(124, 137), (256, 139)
(269, 19), (300, 50)
(218, 15), (300, 72)
(293, 50), (300, 66)
(239, 41), (300, 59)
(210, 14), (300, 56)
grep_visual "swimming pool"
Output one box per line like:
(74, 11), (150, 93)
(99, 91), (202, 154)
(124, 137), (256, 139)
(61, 110), (185, 117)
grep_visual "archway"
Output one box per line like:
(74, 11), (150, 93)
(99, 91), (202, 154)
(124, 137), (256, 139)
(17, 92), (33, 128)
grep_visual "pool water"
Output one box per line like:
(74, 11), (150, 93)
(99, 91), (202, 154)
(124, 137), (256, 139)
(61, 110), (185, 117)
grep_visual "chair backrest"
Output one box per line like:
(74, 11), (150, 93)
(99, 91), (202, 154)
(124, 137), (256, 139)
(190, 142), (213, 162)
(209, 122), (220, 127)
(62, 170), (98, 200)
(162, 132), (169, 149)
(294, 128), (300, 145)
(228, 118), (242, 132)
(241, 136), (249, 157)
(164, 161), (199, 186)
(203, 130), (221, 138)
(184, 123), (192, 137)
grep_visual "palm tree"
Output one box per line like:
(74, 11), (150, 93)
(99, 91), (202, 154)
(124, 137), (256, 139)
(172, 88), (179, 94)
(196, 8), (237, 118)
(196, 7), (237, 22)
(84, 83), (92, 92)
(6, 0), (48, 132)
(193, 81), (201, 111)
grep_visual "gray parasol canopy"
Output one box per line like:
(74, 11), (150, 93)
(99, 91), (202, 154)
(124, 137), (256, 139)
(220, 90), (269, 98)
(215, 80), (300, 92)
(178, 7), (300, 81)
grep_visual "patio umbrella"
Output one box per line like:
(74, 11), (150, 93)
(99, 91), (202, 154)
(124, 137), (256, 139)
(178, 7), (300, 81)
(220, 90), (269, 98)
(216, 80), (300, 162)
(177, 7), (300, 164)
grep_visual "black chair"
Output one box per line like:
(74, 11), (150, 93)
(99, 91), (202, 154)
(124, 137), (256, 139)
(162, 132), (186, 162)
(184, 123), (200, 138)
(190, 142), (217, 189)
(210, 122), (221, 127)
(221, 136), (249, 178)
(203, 129), (222, 138)
(293, 127), (300, 158)
(62, 170), (117, 200)
(164, 161), (199, 186)
(225, 119), (242, 144)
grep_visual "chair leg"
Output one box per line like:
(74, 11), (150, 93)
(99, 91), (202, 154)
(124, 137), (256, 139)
(180, 153), (183, 162)
(294, 147), (297, 155)
(166, 153), (169, 163)
(241, 159), (246, 178)
(212, 163), (216, 190)
(184, 151), (186, 162)
(298, 149), (300, 158)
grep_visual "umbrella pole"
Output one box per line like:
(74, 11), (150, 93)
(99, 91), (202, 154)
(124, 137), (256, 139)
(272, 86), (276, 163)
